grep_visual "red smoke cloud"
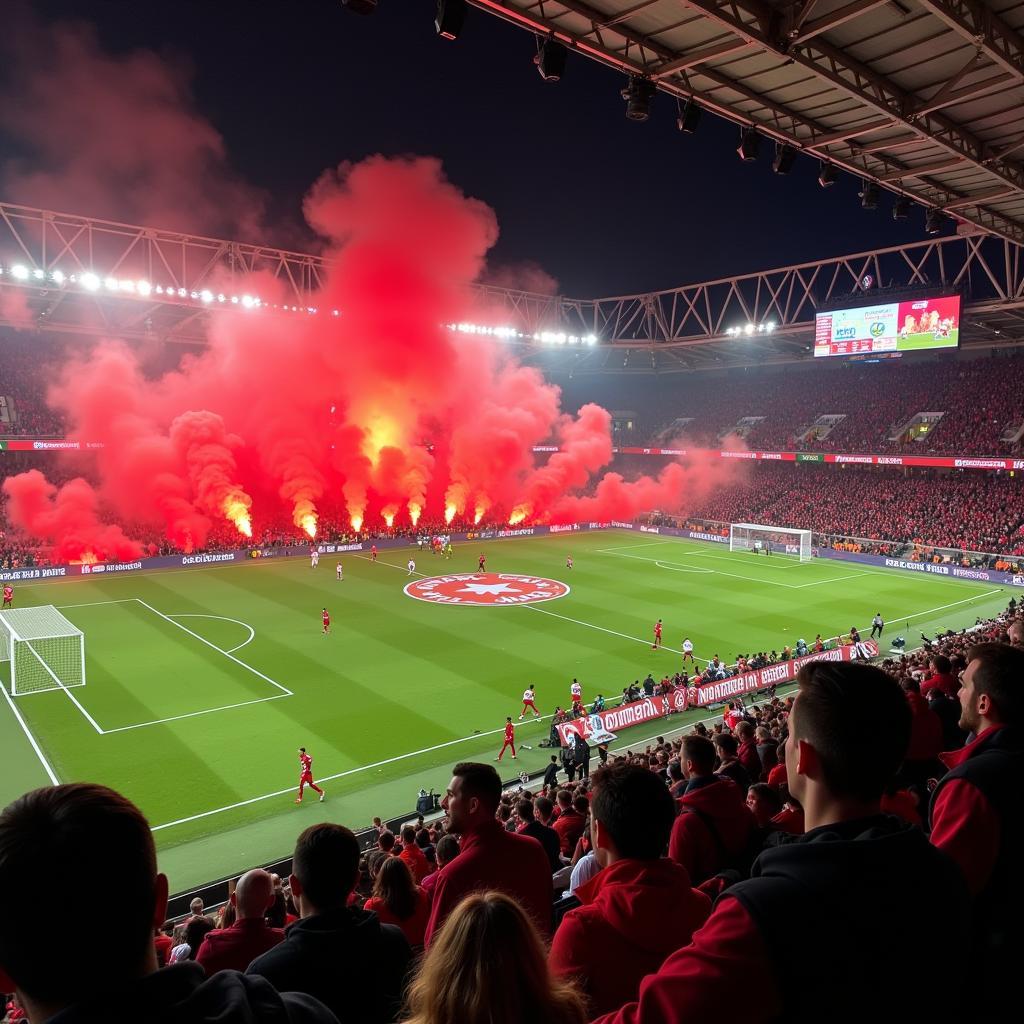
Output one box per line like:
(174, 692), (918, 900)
(2, 470), (142, 563)
(4, 155), (741, 556)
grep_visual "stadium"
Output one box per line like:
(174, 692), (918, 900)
(0, 2), (1020, 1022)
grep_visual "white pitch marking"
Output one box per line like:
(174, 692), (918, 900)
(0, 685), (60, 784)
(654, 561), (714, 574)
(167, 613), (256, 654)
(101, 693), (290, 735)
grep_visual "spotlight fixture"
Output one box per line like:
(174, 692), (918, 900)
(737, 126), (761, 162)
(818, 160), (836, 187)
(435, 0), (466, 41)
(859, 179), (878, 210)
(621, 76), (656, 121)
(535, 38), (567, 81)
(676, 98), (701, 134)
(341, 0), (378, 13)
(892, 195), (910, 220)
(925, 208), (944, 235)
(772, 143), (796, 175)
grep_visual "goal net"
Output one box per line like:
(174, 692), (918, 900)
(730, 523), (813, 562)
(0, 606), (86, 696)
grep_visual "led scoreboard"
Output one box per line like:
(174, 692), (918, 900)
(814, 294), (961, 358)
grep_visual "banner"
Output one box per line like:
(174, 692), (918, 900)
(685, 642), (879, 706)
(556, 689), (688, 745)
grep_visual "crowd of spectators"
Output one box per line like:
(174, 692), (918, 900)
(2, 603), (1019, 1023)
(0, 335), (66, 439)
(685, 463), (1024, 557)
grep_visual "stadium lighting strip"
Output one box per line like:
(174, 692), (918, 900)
(725, 322), (776, 336)
(0, 262), (596, 345)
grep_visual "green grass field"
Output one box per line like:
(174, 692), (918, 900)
(0, 530), (1008, 892)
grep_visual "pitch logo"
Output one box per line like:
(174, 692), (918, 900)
(404, 572), (570, 606)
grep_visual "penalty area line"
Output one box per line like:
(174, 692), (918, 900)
(0, 686), (60, 785)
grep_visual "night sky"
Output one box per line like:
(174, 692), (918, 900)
(6, 1), (940, 297)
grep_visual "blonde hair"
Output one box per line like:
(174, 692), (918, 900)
(405, 892), (585, 1024)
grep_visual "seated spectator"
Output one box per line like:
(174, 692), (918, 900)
(247, 822), (411, 1022)
(366, 829), (397, 880)
(421, 834), (459, 902)
(930, 643), (1023, 992)
(169, 915), (216, 964)
(154, 922), (174, 968)
(424, 762), (553, 946)
(363, 857), (430, 948)
(406, 892), (585, 1024)
(196, 869), (284, 975)
(734, 721), (762, 781)
(0, 783), (334, 1023)
(592, 662), (970, 1024)
(552, 791), (587, 857)
(920, 655), (958, 700)
(399, 824), (431, 883)
(713, 733), (751, 794)
(754, 727), (778, 777)
(745, 783), (784, 828)
(549, 763), (711, 1016)
(668, 735), (757, 885)
(517, 798), (562, 872)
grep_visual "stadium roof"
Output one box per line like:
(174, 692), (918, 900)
(470, 1), (1024, 243)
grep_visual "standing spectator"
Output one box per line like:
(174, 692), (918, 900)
(366, 829), (397, 880)
(543, 755), (560, 789)
(900, 678), (943, 790)
(518, 798), (562, 872)
(734, 722), (762, 781)
(424, 763), (553, 946)
(364, 857), (430, 948)
(754, 727), (778, 778)
(553, 793), (587, 857)
(0, 784), (335, 1023)
(549, 764), (711, 1016)
(247, 823), (411, 1022)
(668, 736), (756, 885)
(592, 662), (970, 1024)
(713, 733), (751, 794)
(573, 734), (592, 780)
(406, 892), (585, 1024)
(399, 824), (431, 884)
(196, 869), (284, 974)
(930, 643), (1024, 991)
(421, 834), (459, 903)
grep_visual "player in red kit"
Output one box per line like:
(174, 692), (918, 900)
(370, 544), (378, 562)
(321, 608), (330, 635)
(496, 717), (516, 761)
(2, 585), (12, 609)
(295, 746), (325, 803)
(652, 618), (663, 649)
(478, 553), (486, 571)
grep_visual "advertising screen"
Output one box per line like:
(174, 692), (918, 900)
(814, 294), (960, 358)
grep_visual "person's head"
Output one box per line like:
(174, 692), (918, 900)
(516, 798), (535, 824)
(745, 783), (784, 827)
(232, 868), (275, 921)
(903, 676), (921, 695)
(958, 643), (1024, 733)
(0, 784), (167, 1015)
(182, 915), (215, 960)
(755, 726), (772, 744)
(681, 735), (716, 779)
(372, 855), (418, 920)
(401, 824), (417, 846)
(1008, 619), (1024, 647)
(589, 763), (675, 867)
(735, 720), (753, 741)
(556, 789), (572, 810)
(378, 829), (396, 853)
(415, 828), (432, 849)
(714, 733), (738, 759)
(786, 662), (910, 820)
(189, 897), (204, 917)
(289, 823), (360, 916)
(534, 795), (554, 823)
(434, 833), (460, 869)
(404, 892), (586, 1024)
(443, 762), (502, 834)
(930, 654), (952, 675)
(667, 760), (683, 783)
(572, 795), (589, 817)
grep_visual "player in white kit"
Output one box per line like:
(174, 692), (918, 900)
(310, 547), (319, 568)
(682, 637), (695, 663)
(336, 562), (343, 581)
(407, 558), (416, 576)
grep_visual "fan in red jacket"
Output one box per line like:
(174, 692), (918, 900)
(919, 654), (958, 700)
(734, 722), (763, 781)
(592, 661), (970, 1024)
(424, 762), (552, 946)
(668, 735), (757, 884)
(550, 763), (710, 1016)
(552, 791), (587, 856)
(195, 868), (284, 974)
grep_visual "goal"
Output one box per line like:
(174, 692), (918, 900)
(729, 523), (813, 562)
(0, 606), (86, 696)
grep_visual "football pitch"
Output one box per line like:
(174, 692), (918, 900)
(0, 530), (1007, 892)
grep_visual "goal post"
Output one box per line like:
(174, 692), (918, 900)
(729, 523), (813, 562)
(0, 606), (86, 696)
